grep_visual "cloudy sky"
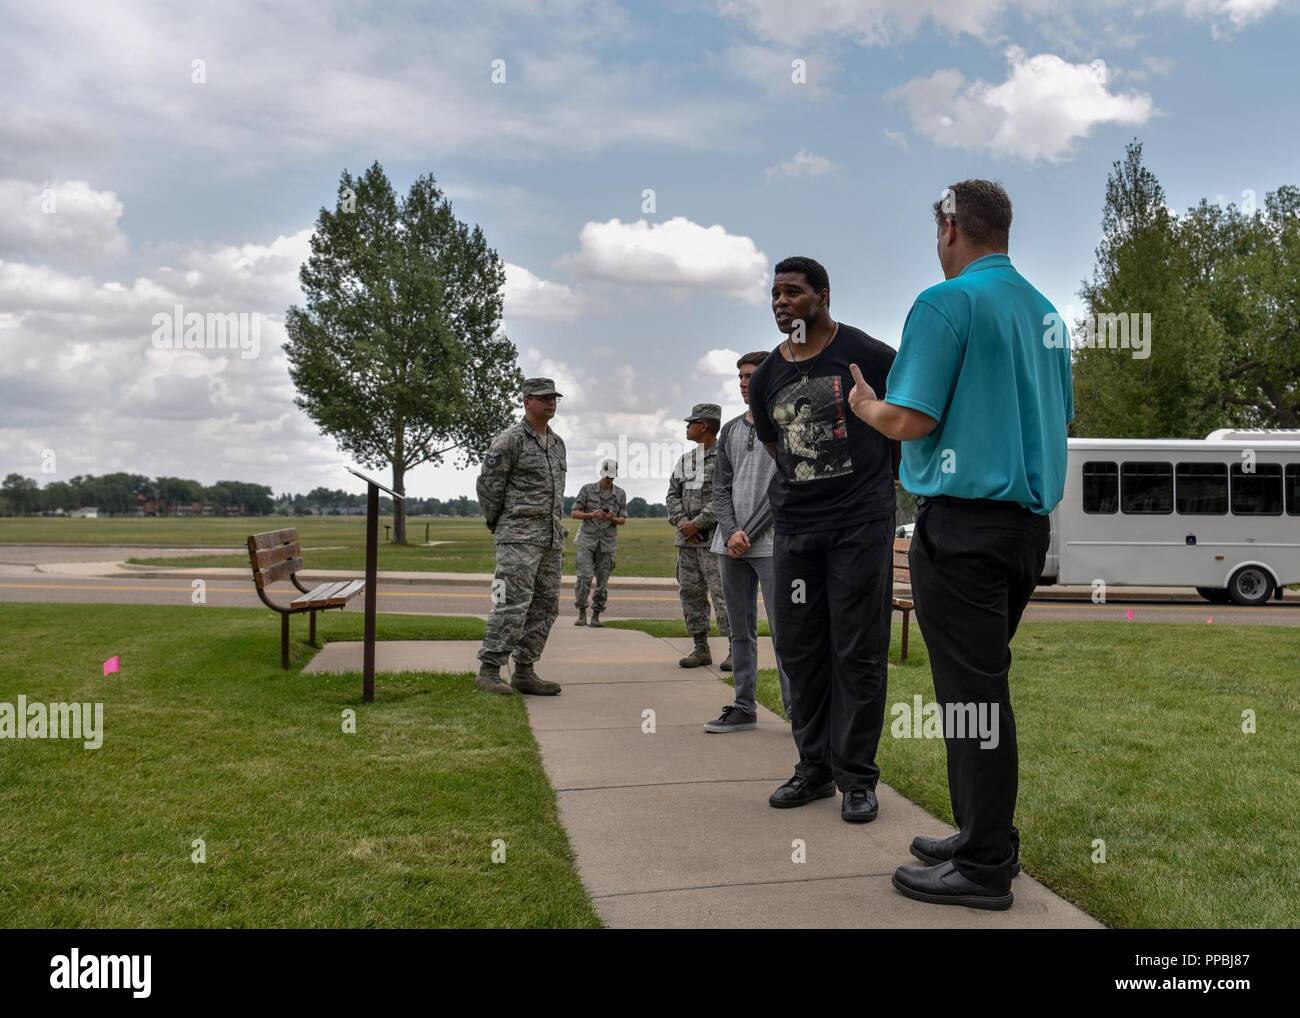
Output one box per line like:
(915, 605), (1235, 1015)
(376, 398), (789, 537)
(2, 0), (1296, 503)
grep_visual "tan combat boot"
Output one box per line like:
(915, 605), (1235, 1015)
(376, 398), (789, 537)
(511, 660), (562, 695)
(678, 631), (712, 668)
(474, 663), (514, 696)
(575, 607), (588, 626)
(589, 610), (604, 628)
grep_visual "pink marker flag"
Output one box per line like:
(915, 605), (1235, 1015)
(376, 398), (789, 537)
(103, 656), (120, 676)
(1207, 617), (1213, 624)
(1125, 609), (1134, 621)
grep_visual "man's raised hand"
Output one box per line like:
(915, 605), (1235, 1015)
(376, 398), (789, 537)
(847, 362), (877, 422)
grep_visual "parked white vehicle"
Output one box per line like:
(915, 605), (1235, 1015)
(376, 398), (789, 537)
(1045, 430), (1300, 605)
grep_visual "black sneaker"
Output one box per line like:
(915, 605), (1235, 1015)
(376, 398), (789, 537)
(841, 786), (879, 823)
(704, 705), (757, 733)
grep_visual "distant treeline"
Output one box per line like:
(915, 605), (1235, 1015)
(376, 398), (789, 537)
(0, 472), (670, 518)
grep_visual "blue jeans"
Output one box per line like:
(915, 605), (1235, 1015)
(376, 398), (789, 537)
(718, 552), (792, 715)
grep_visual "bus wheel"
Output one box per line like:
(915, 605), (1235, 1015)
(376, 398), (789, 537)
(1196, 586), (1231, 605)
(1228, 566), (1275, 607)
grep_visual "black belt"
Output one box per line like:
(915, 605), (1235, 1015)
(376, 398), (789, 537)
(917, 495), (1034, 513)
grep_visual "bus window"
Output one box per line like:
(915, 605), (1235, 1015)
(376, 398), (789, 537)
(1121, 462), (1173, 514)
(1082, 461), (1118, 514)
(1232, 463), (1283, 515)
(1176, 462), (1228, 515)
(1288, 464), (1300, 516)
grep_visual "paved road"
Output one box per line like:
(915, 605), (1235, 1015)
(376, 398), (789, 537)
(2, 570), (1297, 626)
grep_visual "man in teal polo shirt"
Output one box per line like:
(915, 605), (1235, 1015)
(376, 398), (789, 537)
(846, 179), (1072, 911)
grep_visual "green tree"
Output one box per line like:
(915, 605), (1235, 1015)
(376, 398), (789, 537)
(156, 477), (206, 514)
(41, 481), (74, 513)
(1074, 141), (1226, 438)
(285, 162), (523, 543)
(1074, 141), (1300, 436)
(1, 474), (39, 515)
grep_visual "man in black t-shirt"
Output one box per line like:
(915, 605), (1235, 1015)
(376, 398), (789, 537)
(749, 255), (899, 823)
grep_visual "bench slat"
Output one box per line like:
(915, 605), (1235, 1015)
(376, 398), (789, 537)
(325, 580), (366, 606)
(291, 581), (346, 607)
(249, 528), (300, 551)
(254, 557), (305, 587)
(253, 542), (302, 569)
(290, 579), (365, 609)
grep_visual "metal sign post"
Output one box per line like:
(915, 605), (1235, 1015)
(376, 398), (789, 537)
(345, 467), (404, 703)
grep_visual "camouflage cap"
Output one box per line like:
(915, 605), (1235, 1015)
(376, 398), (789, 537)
(684, 402), (722, 422)
(522, 377), (563, 398)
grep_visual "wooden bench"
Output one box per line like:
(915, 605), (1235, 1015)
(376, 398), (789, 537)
(893, 537), (914, 662)
(247, 528), (365, 669)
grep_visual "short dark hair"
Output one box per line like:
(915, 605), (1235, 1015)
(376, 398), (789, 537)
(773, 256), (829, 294)
(737, 350), (768, 369)
(933, 180), (1012, 249)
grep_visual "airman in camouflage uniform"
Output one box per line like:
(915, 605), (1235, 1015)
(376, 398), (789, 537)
(572, 459), (627, 627)
(667, 402), (730, 668)
(475, 378), (567, 696)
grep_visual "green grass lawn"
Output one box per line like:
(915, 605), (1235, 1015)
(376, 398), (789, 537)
(0, 515), (683, 576)
(0, 603), (600, 928)
(728, 620), (1297, 928)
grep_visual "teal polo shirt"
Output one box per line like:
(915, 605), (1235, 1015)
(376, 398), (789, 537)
(884, 253), (1073, 515)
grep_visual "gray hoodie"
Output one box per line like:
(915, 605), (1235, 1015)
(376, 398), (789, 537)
(710, 413), (776, 558)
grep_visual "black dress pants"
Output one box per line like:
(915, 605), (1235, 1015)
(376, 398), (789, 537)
(909, 498), (1050, 891)
(772, 516), (893, 791)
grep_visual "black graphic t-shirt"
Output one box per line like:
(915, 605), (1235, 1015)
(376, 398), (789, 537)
(749, 323), (899, 533)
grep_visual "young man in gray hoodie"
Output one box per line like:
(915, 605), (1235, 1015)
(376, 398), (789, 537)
(704, 351), (794, 732)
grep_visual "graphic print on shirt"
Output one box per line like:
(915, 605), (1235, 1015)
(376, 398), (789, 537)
(769, 374), (852, 482)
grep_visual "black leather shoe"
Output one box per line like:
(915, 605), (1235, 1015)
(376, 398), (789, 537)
(892, 860), (1013, 911)
(841, 787), (878, 823)
(768, 774), (836, 809)
(910, 834), (1021, 876)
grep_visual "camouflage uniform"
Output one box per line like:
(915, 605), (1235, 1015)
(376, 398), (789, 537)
(667, 410), (730, 638)
(574, 480), (626, 613)
(476, 412), (567, 669)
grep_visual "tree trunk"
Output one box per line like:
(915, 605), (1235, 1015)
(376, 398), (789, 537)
(391, 465), (407, 544)
(391, 420), (407, 544)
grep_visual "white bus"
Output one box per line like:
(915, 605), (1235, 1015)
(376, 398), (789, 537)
(1045, 430), (1300, 605)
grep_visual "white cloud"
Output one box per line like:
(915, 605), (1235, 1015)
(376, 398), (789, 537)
(697, 348), (742, 376)
(721, 0), (1285, 45)
(559, 217), (769, 304)
(0, 223), (349, 494)
(716, 42), (837, 97)
(719, 0), (1029, 45)
(1160, 0), (1282, 33)
(0, 2), (753, 179)
(888, 48), (1155, 162)
(0, 179), (127, 260)
(766, 149), (840, 179)
(503, 263), (584, 322)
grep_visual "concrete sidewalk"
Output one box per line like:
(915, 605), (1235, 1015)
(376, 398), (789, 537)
(306, 627), (1102, 929)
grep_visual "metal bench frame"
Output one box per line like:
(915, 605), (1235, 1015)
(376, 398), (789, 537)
(247, 528), (365, 669)
(893, 536), (914, 662)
